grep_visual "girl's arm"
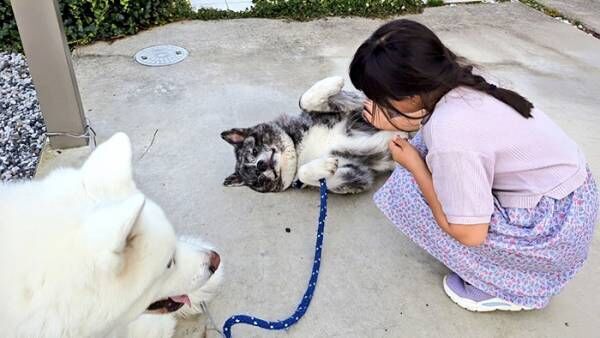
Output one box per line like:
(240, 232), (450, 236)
(389, 136), (489, 247)
(411, 164), (489, 247)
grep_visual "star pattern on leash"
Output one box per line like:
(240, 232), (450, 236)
(222, 179), (328, 337)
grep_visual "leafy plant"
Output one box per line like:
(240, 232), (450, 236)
(1, 0), (427, 52)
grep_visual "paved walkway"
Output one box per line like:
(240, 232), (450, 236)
(38, 2), (600, 337)
(538, 0), (600, 33)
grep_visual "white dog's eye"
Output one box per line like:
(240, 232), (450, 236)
(167, 257), (175, 269)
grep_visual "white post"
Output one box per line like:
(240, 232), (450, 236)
(10, 0), (89, 148)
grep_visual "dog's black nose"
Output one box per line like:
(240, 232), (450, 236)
(257, 160), (269, 171)
(209, 250), (220, 274)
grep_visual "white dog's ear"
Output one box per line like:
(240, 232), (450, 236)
(82, 132), (135, 197)
(84, 194), (145, 272)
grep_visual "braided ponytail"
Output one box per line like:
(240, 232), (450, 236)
(350, 19), (535, 120)
(455, 65), (533, 118)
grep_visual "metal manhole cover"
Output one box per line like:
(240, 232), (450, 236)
(134, 45), (188, 67)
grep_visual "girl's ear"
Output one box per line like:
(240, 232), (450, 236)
(410, 95), (425, 109)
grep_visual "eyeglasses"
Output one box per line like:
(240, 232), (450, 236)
(363, 101), (430, 133)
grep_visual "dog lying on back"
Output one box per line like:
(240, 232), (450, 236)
(221, 76), (405, 194)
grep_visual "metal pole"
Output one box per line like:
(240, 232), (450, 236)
(10, 0), (88, 148)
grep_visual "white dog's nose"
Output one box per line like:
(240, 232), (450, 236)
(209, 250), (220, 273)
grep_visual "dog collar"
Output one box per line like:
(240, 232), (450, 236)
(292, 179), (305, 189)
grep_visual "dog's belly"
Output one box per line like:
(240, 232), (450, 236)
(296, 122), (396, 169)
(296, 124), (345, 167)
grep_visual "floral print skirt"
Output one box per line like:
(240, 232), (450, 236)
(374, 133), (599, 308)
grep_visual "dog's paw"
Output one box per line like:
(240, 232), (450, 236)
(321, 157), (339, 176)
(300, 76), (344, 112)
(299, 158), (339, 183)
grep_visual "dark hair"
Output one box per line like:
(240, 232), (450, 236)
(349, 19), (533, 122)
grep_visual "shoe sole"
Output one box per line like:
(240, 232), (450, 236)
(442, 275), (531, 312)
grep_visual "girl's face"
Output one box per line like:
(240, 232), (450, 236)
(390, 96), (424, 115)
(363, 96), (427, 132)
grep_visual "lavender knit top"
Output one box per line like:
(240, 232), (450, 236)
(422, 87), (587, 224)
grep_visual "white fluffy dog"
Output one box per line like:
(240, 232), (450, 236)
(0, 133), (223, 337)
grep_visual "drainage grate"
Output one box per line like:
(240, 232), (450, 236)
(134, 45), (188, 67)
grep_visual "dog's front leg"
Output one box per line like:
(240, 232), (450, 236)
(297, 158), (338, 187)
(125, 314), (177, 338)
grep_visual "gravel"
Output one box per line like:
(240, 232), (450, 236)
(0, 52), (47, 181)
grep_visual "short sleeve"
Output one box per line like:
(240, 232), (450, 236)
(426, 150), (495, 224)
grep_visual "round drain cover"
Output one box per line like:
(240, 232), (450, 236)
(134, 45), (188, 67)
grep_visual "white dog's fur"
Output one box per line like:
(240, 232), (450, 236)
(0, 133), (223, 337)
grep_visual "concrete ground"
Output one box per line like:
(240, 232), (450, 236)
(37, 2), (600, 337)
(538, 0), (600, 33)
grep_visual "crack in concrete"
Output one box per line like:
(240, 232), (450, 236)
(430, 0), (600, 40)
(72, 53), (132, 60)
(517, 0), (600, 40)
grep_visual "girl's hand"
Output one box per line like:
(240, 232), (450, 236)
(388, 135), (426, 173)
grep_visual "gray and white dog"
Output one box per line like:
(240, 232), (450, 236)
(221, 76), (405, 194)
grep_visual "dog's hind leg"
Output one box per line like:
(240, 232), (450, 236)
(299, 76), (364, 114)
(298, 157), (374, 194)
(327, 160), (374, 194)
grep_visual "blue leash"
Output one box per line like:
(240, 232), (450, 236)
(222, 179), (328, 337)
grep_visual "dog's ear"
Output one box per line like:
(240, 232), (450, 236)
(81, 132), (136, 197)
(221, 129), (247, 146)
(223, 172), (244, 187)
(84, 193), (145, 273)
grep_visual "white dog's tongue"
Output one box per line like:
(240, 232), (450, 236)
(170, 295), (191, 307)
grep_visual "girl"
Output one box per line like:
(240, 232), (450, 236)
(349, 19), (599, 311)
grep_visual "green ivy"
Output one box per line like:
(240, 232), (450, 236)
(425, 0), (444, 7)
(1, 0), (425, 52)
(190, 0), (424, 21)
(0, 1), (21, 52)
(0, 0), (194, 52)
(250, 0), (423, 21)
